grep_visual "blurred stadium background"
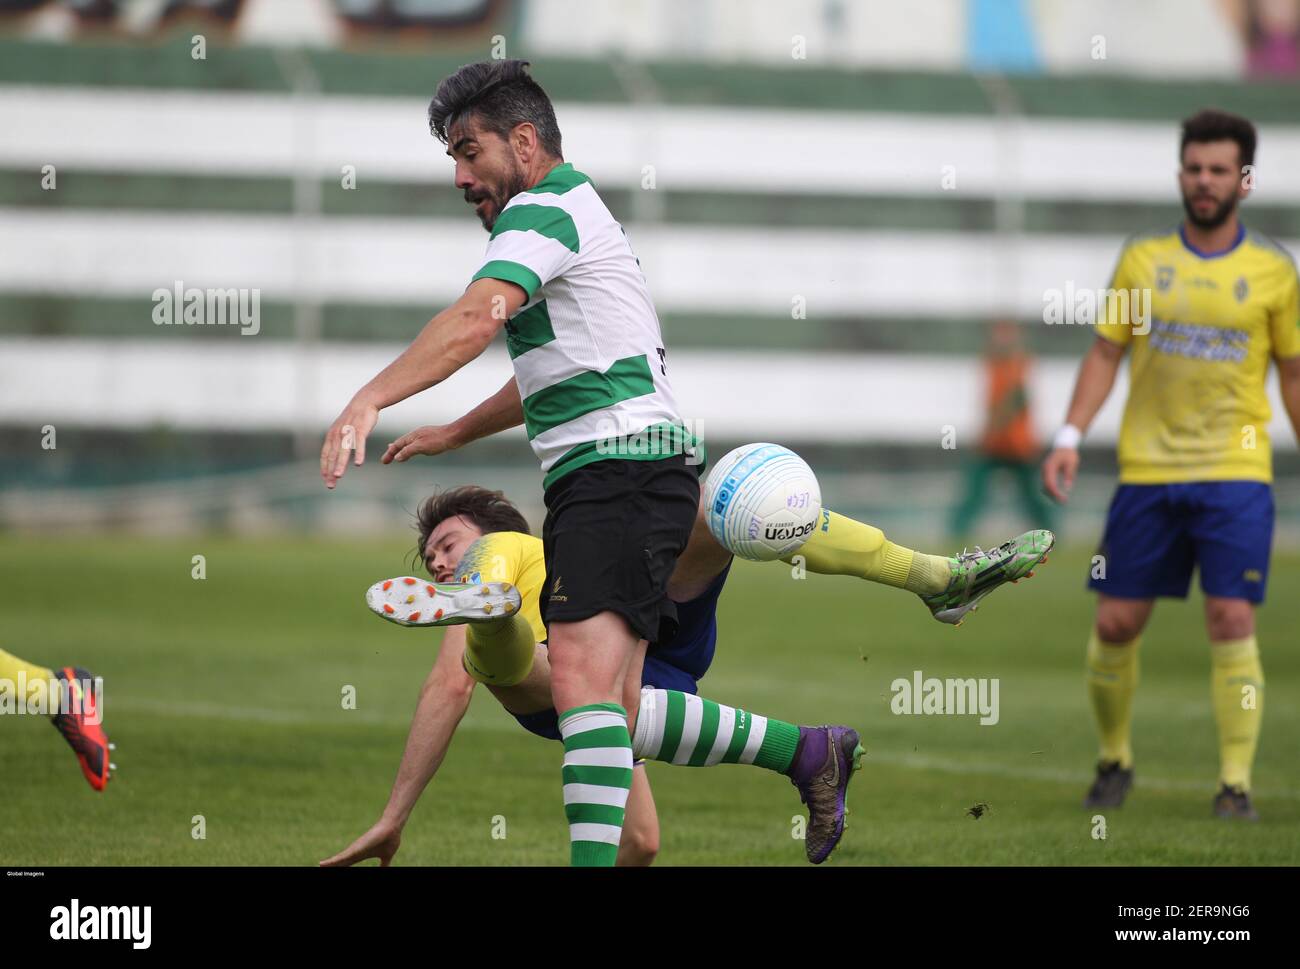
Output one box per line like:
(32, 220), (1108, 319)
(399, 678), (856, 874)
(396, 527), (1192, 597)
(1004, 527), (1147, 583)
(4, 0), (1300, 868)
(2, 0), (1299, 544)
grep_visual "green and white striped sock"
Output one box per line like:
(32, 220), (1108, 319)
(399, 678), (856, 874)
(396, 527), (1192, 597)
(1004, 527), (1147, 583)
(632, 688), (801, 773)
(558, 702), (634, 867)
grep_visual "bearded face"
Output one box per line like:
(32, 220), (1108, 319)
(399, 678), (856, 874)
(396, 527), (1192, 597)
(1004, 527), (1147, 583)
(1178, 139), (1248, 231)
(446, 116), (531, 231)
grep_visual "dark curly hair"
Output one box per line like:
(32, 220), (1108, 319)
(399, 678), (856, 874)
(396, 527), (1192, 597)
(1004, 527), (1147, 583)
(428, 59), (562, 158)
(410, 485), (530, 572)
(1181, 108), (1256, 169)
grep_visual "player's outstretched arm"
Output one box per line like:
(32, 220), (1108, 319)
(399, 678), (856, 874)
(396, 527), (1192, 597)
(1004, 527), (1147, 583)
(319, 627), (476, 867)
(320, 278), (526, 489)
(382, 376), (524, 464)
(1042, 335), (1125, 503)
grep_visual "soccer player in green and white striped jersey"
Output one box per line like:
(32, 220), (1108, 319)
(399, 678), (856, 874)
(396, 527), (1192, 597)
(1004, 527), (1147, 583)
(320, 59), (1054, 865)
(320, 59), (710, 865)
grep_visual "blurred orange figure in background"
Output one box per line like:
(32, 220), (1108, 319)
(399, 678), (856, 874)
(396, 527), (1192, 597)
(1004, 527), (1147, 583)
(949, 320), (1057, 538)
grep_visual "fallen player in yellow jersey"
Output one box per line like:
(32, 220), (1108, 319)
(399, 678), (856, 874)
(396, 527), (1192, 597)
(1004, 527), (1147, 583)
(321, 481), (1052, 866)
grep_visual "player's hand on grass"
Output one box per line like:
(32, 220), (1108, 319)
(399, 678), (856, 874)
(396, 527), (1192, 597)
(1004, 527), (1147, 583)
(1042, 447), (1080, 504)
(382, 424), (460, 464)
(319, 818), (402, 868)
(320, 399), (380, 490)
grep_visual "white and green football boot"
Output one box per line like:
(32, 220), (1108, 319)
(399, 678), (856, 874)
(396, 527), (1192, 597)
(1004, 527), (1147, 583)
(920, 529), (1055, 626)
(365, 576), (521, 628)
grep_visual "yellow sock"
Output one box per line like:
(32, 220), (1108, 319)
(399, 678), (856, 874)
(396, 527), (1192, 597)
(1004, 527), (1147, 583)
(1086, 631), (1139, 768)
(462, 614), (538, 687)
(781, 510), (952, 595)
(0, 648), (55, 687)
(1210, 636), (1263, 792)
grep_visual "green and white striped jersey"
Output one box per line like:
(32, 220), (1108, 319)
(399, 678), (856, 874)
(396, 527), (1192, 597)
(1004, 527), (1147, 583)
(470, 162), (692, 489)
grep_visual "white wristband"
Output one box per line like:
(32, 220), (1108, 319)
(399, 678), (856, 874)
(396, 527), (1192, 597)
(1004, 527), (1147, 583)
(1053, 424), (1082, 450)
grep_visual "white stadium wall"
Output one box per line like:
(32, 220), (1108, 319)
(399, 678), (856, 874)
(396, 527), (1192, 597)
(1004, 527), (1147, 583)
(6, 88), (1300, 201)
(3, 90), (1300, 322)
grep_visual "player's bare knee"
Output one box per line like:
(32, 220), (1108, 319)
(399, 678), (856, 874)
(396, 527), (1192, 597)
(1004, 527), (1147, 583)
(549, 617), (637, 710)
(1095, 608), (1145, 644)
(1205, 598), (1254, 640)
(548, 662), (592, 713)
(634, 832), (659, 865)
(619, 825), (659, 866)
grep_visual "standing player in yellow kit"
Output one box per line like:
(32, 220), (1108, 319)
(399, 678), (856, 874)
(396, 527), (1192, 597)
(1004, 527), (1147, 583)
(1043, 110), (1300, 819)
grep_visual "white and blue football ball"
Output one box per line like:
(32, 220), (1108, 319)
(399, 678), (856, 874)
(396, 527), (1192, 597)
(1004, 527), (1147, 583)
(702, 443), (822, 561)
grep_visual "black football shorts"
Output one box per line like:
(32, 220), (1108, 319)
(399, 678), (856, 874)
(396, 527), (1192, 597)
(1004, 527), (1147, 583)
(539, 454), (701, 645)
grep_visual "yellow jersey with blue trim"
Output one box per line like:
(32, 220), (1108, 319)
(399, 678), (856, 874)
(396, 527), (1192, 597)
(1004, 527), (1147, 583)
(1095, 225), (1300, 484)
(453, 531), (546, 644)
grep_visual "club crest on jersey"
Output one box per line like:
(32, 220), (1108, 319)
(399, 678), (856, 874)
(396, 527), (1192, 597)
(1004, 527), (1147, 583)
(1234, 276), (1249, 303)
(1156, 266), (1175, 292)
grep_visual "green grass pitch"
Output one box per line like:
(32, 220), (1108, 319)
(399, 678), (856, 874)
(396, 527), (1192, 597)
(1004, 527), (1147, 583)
(2, 535), (1297, 865)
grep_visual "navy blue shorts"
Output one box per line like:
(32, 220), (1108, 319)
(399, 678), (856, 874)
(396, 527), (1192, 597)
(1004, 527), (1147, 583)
(1088, 482), (1274, 603)
(512, 562), (730, 741)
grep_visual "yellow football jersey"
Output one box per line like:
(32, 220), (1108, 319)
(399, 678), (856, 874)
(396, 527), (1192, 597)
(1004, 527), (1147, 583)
(1095, 226), (1300, 484)
(454, 530), (546, 644)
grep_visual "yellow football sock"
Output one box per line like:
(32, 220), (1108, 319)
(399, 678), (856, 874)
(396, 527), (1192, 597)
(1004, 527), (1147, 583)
(0, 648), (55, 688)
(462, 614), (538, 687)
(781, 510), (952, 595)
(1086, 631), (1140, 768)
(1210, 636), (1263, 792)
